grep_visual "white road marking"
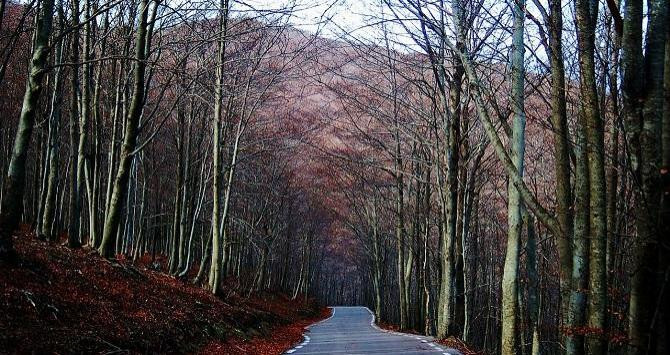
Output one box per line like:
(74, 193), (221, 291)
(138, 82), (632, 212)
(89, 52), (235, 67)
(286, 309), (330, 353)
(290, 307), (463, 355)
(306, 307), (335, 329)
(364, 307), (377, 328)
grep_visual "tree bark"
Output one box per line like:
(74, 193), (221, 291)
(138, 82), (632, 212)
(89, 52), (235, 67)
(41, 10), (66, 240)
(169, 110), (184, 275)
(566, 119), (590, 355)
(574, 1), (608, 352)
(0, 0), (56, 260)
(623, 0), (668, 353)
(98, 0), (150, 258)
(546, 0), (574, 335)
(75, 0), (92, 246)
(67, 0), (81, 248)
(501, 1), (525, 352)
(208, 0), (229, 295)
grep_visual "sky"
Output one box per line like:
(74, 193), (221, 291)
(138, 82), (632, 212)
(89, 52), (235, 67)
(236, 0), (516, 52)
(238, 0), (382, 40)
(234, 0), (592, 71)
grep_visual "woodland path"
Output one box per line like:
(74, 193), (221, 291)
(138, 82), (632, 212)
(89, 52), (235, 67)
(285, 306), (462, 355)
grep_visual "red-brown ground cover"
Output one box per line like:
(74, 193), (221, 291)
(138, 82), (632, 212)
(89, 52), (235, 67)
(434, 337), (482, 355)
(377, 321), (419, 334)
(377, 322), (480, 355)
(0, 226), (327, 354)
(201, 307), (332, 354)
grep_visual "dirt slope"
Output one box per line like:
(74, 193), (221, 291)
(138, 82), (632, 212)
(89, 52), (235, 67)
(0, 226), (326, 354)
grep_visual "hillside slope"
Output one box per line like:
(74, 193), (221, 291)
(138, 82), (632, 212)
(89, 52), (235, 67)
(0, 227), (327, 354)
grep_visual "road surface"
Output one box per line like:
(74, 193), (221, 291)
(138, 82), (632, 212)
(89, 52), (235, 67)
(285, 306), (462, 355)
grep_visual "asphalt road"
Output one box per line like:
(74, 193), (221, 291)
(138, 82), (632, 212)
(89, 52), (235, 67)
(285, 306), (462, 355)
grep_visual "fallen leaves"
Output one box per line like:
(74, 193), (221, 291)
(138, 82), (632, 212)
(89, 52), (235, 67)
(201, 307), (331, 355)
(0, 226), (325, 354)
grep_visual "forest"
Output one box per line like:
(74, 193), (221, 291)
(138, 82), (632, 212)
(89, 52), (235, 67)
(0, 0), (668, 354)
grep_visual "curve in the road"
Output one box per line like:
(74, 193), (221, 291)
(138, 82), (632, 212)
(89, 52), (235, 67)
(285, 306), (462, 355)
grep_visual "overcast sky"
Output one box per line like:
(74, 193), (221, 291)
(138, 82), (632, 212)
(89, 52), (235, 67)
(238, 0), (381, 39)
(236, 0), (570, 67)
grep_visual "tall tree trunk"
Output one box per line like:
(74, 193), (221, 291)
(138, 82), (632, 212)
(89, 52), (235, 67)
(404, 194), (414, 329)
(177, 110), (191, 273)
(501, 1), (525, 352)
(214, 111), (241, 290)
(566, 122), (590, 355)
(575, 1), (608, 353)
(546, 1), (574, 336)
(525, 216), (540, 355)
(436, 1), (464, 337)
(104, 57), (124, 228)
(605, 0), (621, 283)
(86, 3), (105, 248)
(41, 10), (65, 240)
(169, 112), (184, 275)
(395, 132), (407, 330)
(422, 201), (432, 336)
(98, 0), (150, 258)
(658, 12), (670, 354)
(208, 0), (229, 295)
(435, 53), (463, 341)
(194, 231), (212, 284)
(370, 202), (383, 321)
(0, 0), (55, 260)
(623, 0), (668, 353)
(68, 0), (81, 248)
(75, 0), (91, 245)
(449, 66), (464, 339)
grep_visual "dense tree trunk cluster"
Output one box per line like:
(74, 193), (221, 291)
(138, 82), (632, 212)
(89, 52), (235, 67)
(313, 0), (669, 354)
(0, 0), (329, 302)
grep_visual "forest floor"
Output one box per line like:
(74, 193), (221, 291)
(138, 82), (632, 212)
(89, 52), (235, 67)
(0, 225), (328, 354)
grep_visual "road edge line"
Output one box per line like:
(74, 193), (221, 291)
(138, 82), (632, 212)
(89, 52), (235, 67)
(283, 307), (335, 354)
(363, 306), (463, 355)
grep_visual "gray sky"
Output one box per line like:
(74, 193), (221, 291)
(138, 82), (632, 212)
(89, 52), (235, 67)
(238, 0), (379, 39)
(237, 0), (575, 68)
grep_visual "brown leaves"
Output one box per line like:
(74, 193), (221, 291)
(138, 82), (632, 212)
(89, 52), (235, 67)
(200, 307), (330, 355)
(0, 227), (325, 353)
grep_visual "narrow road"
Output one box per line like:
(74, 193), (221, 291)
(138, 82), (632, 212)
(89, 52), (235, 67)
(286, 306), (462, 355)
